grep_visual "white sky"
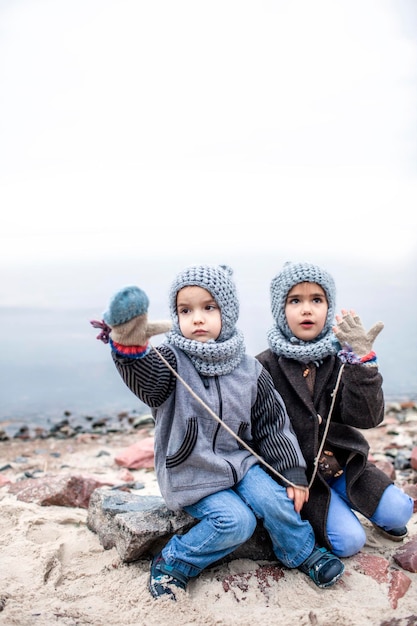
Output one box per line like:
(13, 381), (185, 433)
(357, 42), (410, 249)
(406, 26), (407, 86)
(1, 0), (416, 268)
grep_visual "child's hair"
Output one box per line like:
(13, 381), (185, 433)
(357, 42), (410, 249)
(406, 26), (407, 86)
(169, 264), (239, 341)
(270, 261), (336, 339)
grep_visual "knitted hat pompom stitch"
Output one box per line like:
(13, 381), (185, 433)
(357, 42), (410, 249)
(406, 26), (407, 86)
(166, 263), (245, 376)
(103, 286), (149, 326)
(168, 263), (239, 343)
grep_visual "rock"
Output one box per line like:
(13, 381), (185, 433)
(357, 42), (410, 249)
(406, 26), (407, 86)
(352, 551), (413, 609)
(403, 484), (417, 512)
(352, 553), (389, 583)
(7, 475), (112, 508)
(373, 459), (396, 480)
(393, 536), (417, 573)
(117, 469), (136, 482)
(114, 437), (155, 470)
(388, 569), (412, 609)
(411, 446), (417, 471)
(87, 489), (194, 558)
(87, 488), (275, 563)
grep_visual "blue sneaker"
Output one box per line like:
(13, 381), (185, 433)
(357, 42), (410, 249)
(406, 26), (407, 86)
(298, 547), (344, 589)
(149, 553), (189, 600)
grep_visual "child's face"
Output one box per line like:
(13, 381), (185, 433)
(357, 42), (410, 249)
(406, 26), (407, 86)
(176, 286), (222, 342)
(285, 282), (328, 341)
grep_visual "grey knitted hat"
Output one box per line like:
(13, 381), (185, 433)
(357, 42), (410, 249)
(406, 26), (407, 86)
(267, 261), (338, 363)
(271, 261), (336, 338)
(169, 264), (239, 342)
(166, 264), (245, 375)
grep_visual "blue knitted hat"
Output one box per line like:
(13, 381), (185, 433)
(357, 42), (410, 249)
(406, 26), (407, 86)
(169, 264), (239, 342)
(270, 261), (336, 340)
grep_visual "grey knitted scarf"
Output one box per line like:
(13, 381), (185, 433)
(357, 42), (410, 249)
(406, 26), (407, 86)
(267, 325), (338, 364)
(166, 328), (246, 376)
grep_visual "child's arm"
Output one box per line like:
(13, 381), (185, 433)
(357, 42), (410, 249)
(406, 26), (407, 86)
(91, 285), (175, 407)
(332, 309), (385, 428)
(252, 368), (309, 488)
(103, 285), (171, 350)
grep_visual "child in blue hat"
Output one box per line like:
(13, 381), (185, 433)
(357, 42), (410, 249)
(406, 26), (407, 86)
(257, 261), (413, 557)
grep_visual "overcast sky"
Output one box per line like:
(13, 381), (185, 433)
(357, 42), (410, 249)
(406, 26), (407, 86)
(1, 0), (416, 272)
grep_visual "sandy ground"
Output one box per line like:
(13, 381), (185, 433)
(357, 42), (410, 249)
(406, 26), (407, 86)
(0, 428), (416, 626)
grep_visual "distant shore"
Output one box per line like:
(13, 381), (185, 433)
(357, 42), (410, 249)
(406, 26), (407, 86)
(1, 398), (416, 443)
(0, 406), (153, 441)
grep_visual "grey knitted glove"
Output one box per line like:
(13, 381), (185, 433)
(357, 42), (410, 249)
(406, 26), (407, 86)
(103, 286), (171, 346)
(333, 310), (383, 357)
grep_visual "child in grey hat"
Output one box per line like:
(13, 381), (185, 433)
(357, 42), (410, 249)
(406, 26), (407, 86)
(92, 264), (344, 600)
(257, 261), (413, 557)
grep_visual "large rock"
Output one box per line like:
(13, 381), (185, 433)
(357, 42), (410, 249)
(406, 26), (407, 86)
(8, 475), (111, 509)
(87, 487), (275, 563)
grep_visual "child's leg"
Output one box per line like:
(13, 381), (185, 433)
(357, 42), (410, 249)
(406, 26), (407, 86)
(235, 464), (315, 568)
(369, 484), (413, 530)
(235, 465), (344, 589)
(162, 487), (257, 578)
(326, 484), (367, 557)
(328, 473), (413, 553)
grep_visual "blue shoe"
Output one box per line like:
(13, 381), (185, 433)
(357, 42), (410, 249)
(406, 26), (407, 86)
(298, 547), (344, 589)
(149, 553), (189, 600)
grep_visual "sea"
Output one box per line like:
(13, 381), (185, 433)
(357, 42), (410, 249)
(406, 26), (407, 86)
(1, 254), (416, 431)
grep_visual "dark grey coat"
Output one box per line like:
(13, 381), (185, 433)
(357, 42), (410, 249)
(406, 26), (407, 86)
(255, 350), (392, 549)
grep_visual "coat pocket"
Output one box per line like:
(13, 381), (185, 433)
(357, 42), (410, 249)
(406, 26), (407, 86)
(165, 417), (198, 468)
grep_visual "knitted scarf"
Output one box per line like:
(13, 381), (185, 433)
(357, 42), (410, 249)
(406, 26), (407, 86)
(267, 325), (338, 364)
(166, 328), (246, 376)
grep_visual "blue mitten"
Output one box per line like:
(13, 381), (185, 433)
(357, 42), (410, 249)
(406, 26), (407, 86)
(103, 286), (171, 345)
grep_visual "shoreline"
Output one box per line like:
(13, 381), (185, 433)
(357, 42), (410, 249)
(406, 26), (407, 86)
(0, 407), (154, 442)
(0, 402), (416, 625)
(1, 398), (416, 441)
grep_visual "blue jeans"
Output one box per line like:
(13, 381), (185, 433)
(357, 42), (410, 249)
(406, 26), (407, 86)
(327, 473), (413, 557)
(161, 464), (316, 579)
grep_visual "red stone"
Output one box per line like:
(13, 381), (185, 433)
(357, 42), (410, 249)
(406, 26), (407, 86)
(7, 474), (111, 508)
(393, 536), (417, 573)
(373, 460), (396, 480)
(114, 437), (155, 469)
(411, 446), (417, 471)
(388, 569), (412, 609)
(0, 475), (11, 487)
(352, 553), (389, 583)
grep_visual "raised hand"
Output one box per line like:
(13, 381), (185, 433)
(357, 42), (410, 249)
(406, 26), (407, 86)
(333, 309), (383, 357)
(100, 286), (171, 346)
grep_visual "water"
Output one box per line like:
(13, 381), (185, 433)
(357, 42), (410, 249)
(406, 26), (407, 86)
(1, 255), (416, 427)
(0, 307), (149, 424)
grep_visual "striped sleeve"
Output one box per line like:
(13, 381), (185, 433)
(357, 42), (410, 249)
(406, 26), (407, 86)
(252, 367), (307, 484)
(111, 344), (177, 408)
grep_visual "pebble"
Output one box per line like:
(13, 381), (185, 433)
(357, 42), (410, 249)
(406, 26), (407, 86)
(0, 409), (155, 441)
(0, 402), (416, 492)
